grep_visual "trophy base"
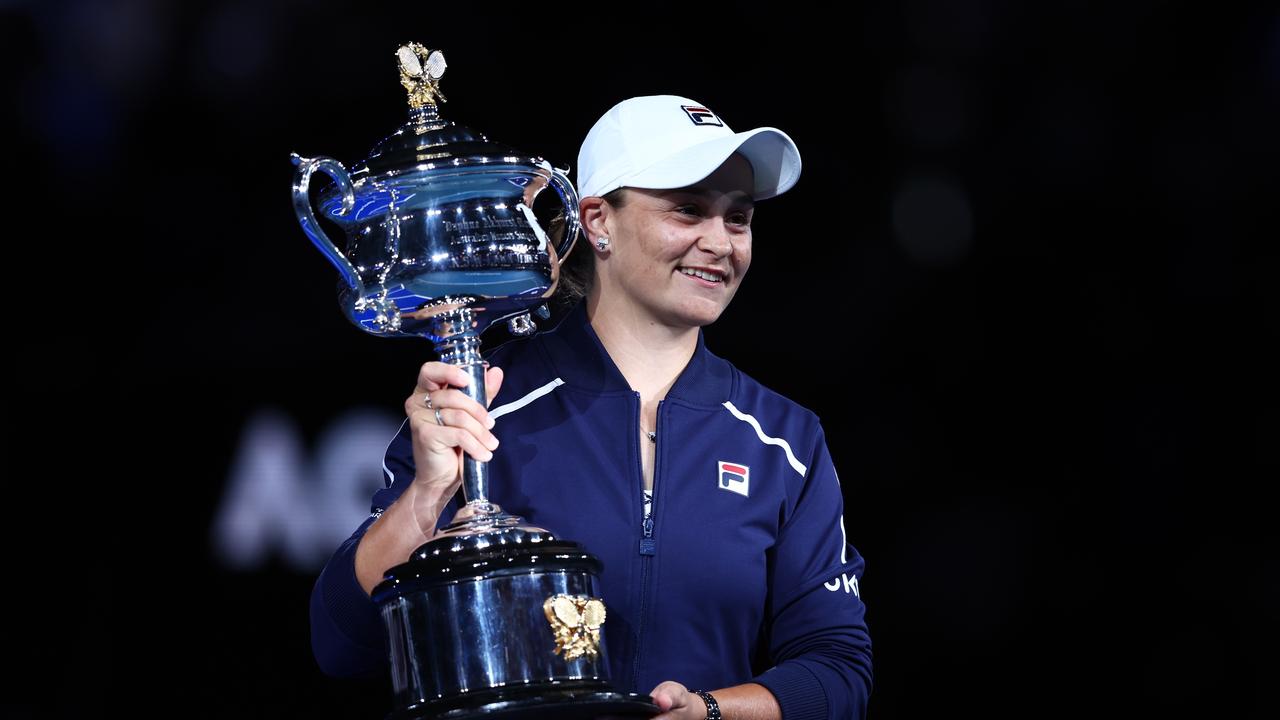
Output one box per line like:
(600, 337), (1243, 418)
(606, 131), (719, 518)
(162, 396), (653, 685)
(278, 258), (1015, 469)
(389, 684), (659, 720)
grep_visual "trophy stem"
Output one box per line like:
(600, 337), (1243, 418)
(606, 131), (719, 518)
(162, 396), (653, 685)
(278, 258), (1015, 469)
(430, 307), (497, 516)
(407, 104), (448, 135)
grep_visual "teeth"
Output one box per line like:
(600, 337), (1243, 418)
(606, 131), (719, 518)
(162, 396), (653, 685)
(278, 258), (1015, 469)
(679, 267), (722, 282)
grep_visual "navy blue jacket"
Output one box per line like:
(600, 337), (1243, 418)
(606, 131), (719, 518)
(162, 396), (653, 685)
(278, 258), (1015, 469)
(310, 300), (873, 719)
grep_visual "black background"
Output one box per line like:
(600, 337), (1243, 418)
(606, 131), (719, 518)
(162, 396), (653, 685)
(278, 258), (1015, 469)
(5, 1), (1277, 717)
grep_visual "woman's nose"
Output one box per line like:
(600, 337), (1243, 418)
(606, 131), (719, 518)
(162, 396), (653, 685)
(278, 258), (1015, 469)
(697, 217), (735, 256)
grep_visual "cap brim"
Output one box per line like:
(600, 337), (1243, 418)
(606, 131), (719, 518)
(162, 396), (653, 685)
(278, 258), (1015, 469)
(623, 127), (801, 200)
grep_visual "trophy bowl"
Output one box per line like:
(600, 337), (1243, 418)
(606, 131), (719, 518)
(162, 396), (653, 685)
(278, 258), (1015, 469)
(291, 43), (657, 720)
(290, 45), (578, 340)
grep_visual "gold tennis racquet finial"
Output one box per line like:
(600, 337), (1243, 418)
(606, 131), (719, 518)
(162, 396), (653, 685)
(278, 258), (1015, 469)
(396, 42), (447, 109)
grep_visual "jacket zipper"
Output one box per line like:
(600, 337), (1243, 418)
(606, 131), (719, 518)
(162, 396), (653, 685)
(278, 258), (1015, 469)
(632, 392), (660, 691)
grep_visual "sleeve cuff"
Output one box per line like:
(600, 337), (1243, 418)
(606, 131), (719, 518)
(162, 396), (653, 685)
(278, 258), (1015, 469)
(752, 661), (828, 720)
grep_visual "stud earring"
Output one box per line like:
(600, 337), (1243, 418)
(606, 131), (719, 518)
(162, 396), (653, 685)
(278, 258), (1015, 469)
(595, 236), (610, 251)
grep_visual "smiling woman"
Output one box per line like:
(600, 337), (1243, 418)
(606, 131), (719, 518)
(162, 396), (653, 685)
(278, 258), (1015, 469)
(310, 95), (874, 720)
(583, 153), (756, 330)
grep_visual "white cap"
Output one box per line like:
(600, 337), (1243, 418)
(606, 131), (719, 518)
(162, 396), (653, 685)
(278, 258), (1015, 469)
(576, 95), (802, 201)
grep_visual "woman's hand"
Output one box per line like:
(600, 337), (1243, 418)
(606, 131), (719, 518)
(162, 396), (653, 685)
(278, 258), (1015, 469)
(355, 362), (505, 596)
(404, 361), (504, 523)
(649, 681), (707, 720)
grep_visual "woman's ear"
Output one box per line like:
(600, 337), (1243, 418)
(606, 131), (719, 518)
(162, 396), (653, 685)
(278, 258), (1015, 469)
(579, 196), (610, 247)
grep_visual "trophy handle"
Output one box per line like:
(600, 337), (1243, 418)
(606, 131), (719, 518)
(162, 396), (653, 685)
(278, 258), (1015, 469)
(546, 166), (581, 265)
(290, 153), (363, 292)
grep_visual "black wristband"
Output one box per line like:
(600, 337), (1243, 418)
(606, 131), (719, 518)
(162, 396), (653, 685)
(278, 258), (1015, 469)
(690, 689), (721, 720)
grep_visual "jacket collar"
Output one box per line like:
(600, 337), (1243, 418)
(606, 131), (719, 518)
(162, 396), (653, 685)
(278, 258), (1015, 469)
(540, 299), (734, 406)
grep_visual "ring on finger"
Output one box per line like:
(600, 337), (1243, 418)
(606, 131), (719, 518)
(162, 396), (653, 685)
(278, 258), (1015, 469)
(423, 392), (434, 410)
(434, 408), (446, 426)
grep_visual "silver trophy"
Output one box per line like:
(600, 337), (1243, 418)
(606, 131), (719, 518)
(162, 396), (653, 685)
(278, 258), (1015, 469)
(291, 43), (656, 719)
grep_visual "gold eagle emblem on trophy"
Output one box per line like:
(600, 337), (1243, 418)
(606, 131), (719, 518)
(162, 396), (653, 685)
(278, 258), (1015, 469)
(543, 594), (606, 660)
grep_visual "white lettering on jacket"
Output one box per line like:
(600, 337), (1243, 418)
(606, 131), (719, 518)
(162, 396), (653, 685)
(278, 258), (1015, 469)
(824, 572), (861, 598)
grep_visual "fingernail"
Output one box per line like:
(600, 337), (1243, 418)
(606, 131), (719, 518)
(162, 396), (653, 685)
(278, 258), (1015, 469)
(486, 416), (496, 429)
(483, 450), (494, 461)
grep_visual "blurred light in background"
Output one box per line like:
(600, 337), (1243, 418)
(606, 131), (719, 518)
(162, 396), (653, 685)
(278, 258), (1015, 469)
(212, 406), (399, 572)
(68, 0), (171, 93)
(891, 173), (974, 266)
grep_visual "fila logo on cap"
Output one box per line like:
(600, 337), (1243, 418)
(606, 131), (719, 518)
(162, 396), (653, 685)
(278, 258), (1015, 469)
(681, 104), (724, 127)
(718, 461), (750, 497)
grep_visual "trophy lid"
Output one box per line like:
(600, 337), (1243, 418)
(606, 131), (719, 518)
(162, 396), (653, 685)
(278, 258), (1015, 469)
(350, 43), (555, 182)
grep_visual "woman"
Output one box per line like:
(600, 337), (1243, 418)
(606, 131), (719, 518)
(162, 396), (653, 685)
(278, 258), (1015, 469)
(310, 95), (873, 720)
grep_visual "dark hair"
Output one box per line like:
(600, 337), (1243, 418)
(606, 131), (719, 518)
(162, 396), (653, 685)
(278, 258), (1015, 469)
(550, 187), (628, 310)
